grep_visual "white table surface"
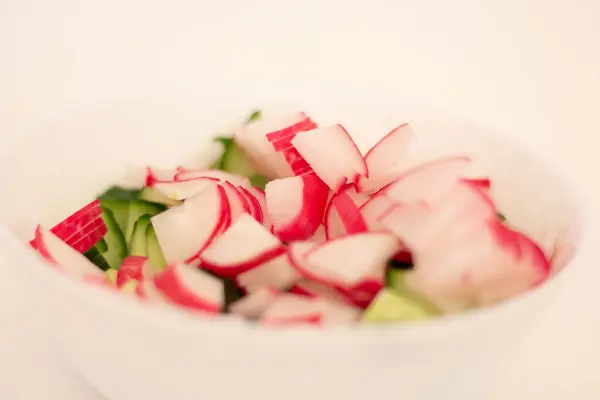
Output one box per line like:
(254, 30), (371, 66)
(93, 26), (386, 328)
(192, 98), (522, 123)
(0, 0), (599, 398)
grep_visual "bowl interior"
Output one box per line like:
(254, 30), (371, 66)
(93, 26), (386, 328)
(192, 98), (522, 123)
(0, 93), (585, 338)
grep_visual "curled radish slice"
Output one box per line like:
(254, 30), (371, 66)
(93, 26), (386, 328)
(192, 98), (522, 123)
(116, 256), (153, 287)
(247, 187), (271, 229)
(291, 124), (368, 193)
(265, 173), (329, 242)
(154, 263), (224, 313)
(33, 226), (106, 279)
(151, 184), (230, 264)
(237, 186), (264, 224)
(200, 214), (285, 277)
(288, 233), (399, 289)
(236, 253), (301, 293)
(324, 190), (368, 240)
(357, 123), (416, 193)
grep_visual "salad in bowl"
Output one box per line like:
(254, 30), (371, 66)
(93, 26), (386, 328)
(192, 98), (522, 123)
(27, 108), (577, 326)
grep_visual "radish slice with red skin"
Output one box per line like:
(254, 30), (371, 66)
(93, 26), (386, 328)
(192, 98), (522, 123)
(229, 286), (280, 319)
(220, 181), (250, 222)
(309, 225), (327, 244)
(288, 233), (398, 289)
(291, 124), (368, 193)
(357, 123), (415, 193)
(200, 214), (285, 277)
(405, 219), (550, 312)
(462, 178), (491, 191)
(145, 167), (177, 186)
(62, 217), (108, 254)
(235, 112), (315, 179)
(261, 294), (323, 326)
(151, 184), (229, 264)
(237, 186), (263, 223)
(248, 187), (271, 229)
(154, 177), (220, 201)
(153, 263), (224, 313)
(175, 169), (251, 188)
(117, 256), (152, 287)
(376, 155), (472, 206)
(265, 173), (329, 242)
(289, 279), (352, 304)
(264, 113), (316, 142)
(324, 191), (368, 240)
(236, 253), (301, 293)
(359, 194), (395, 231)
(33, 226), (105, 279)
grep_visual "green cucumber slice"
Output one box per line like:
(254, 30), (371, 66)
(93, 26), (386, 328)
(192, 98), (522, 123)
(95, 238), (108, 253)
(125, 201), (166, 245)
(129, 215), (153, 257)
(84, 246), (111, 271)
(97, 207), (127, 269)
(146, 224), (167, 271)
(362, 288), (438, 324)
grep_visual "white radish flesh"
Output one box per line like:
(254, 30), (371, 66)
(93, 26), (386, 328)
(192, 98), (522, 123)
(154, 178), (220, 201)
(151, 184), (229, 264)
(200, 214), (284, 276)
(236, 253), (301, 293)
(229, 286), (279, 319)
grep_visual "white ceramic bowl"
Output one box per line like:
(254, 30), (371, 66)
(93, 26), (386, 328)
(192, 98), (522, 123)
(0, 93), (586, 400)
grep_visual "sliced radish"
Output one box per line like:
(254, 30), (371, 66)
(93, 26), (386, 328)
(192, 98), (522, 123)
(200, 214), (285, 276)
(380, 180), (496, 254)
(377, 155), (472, 206)
(462, 178), (491, 191)
(116, 256), (152, 287)
(291, 124), (367, 192)
(324, 191), (368, 240)
(145, 167), (176, 186)
(154, 177), (220, 201)
(49, 199), (103, 240)
(261, 294), (323, 326)
(309, 224), (327, 244)
(264, 112), (316, 142)
(151, 184), (229, 264)
(229, 286), (279, 319)
(261, 294), (360, 326)
(33, 226), (105, 278)
(237, 186), (263, 223)
(247, 187), (271, 229)
(61, 217), (108, 254)
(153, 263), (224, 313)
(220, 181), (250, 223)
(174, 169), (251, 187)
(359, 194), (396, 231)
(289, 279), (351, 304)
(357, 123), (415, 193)
(236, 253), (301, 293)
(265, 173), (329, 241)
(288, 233), (398, 289)
(235, 112), (315, 179)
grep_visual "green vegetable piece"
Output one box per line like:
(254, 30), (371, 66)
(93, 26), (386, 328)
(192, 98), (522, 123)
(99, 186), (141, 201)
(146, 224), (167, 272)
(497, 212), (506, 221)
(95, 238), (108, 253)
(249, 174), (269, 190)
(97, 207), (127, 269)
(84, 246), (111, 271)
(129, 214), (153, 257)
(105, 268), (118, 285)
(363, 288), (438, 323)
(246, 110), (261, 123)
(124, 201), (166, 245)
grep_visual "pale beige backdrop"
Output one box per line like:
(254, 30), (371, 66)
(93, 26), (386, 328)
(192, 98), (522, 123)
(0, 0), (598, 399)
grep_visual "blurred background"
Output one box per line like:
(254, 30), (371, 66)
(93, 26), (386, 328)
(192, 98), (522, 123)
(0, 0), (598, 398)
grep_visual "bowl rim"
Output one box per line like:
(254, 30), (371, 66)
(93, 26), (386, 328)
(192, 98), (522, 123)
(1, 95), (590, 345)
